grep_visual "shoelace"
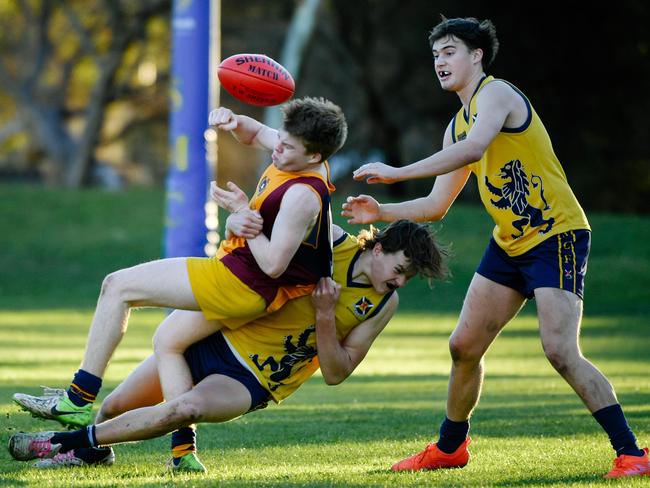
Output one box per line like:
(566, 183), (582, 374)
(40, 386), (65, 398)
(611, 455), (648, 475)
(415, 443), (437, 464)
(45, 450), (76, 464)
(28, 438), (54, 458)
(165, 457), (177, 470)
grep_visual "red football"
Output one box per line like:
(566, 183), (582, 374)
(218, 53), (295, 107)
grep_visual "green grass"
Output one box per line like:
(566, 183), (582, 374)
(0, 184), (649, 486)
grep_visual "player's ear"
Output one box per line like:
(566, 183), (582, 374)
(472, 48), (483, 65)
(307, 152), (323, 164)
(373, 242), (383, 255)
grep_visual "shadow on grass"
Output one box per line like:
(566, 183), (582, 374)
(490, 474), (602, 486)
(2, 368), (648, 448)
(1, 380), (648, 486)
(3, 382), (633, 451)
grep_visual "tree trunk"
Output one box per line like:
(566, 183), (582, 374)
(65, 45), (126, 187)
(263, 0), (322, 132)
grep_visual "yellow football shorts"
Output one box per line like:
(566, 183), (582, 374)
(186, 257), (267, 329)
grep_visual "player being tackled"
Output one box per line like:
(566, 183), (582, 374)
(9, 220), (449, 471)
(11, 96), (347, 441)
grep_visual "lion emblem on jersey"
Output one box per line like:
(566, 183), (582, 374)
(485, 159), (554, 239)
(250, 325), (316, 391)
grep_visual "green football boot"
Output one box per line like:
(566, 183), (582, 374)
(169, 452), (208, 473)
(12, 387), (93, 429)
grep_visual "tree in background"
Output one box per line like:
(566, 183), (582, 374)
(0, 0), (170, 187)
(0, 1), (647, 213)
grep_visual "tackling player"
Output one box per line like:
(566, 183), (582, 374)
(9, 220), (449, 471)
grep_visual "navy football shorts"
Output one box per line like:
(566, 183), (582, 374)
(476, 230), (591, 300)
(184, 331), (271, 412)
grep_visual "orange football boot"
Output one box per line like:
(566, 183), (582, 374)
(604, 447), (650, 479)
(391, 437), (471, 472)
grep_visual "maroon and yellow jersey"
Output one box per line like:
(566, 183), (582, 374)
(218, 162), (335, 312)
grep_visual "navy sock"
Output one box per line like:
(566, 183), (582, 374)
(171, 426), (196, 461)
(67, 369), (102, 407)
(437, 417), (470, 454)
(593, 404), (644, 457)
(75, 447), (112, 463)
(51, 426), (96, 453)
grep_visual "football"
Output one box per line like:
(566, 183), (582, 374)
(217, 53), (295, 106)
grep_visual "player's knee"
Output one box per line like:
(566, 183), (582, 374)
(544, 351), (569, 375)
(152, 327), (184, 355)
(99, 272), (117, 298)
(99, 391), (126, 420)
(448, 335), (480, 364)
(100, 270), (129, 302)
(542, 342), (575, 375)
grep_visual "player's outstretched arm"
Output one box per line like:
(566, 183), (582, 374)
(352, 139), (481, 183)
(313, 281), (398, 385)
(208, 106), (277, 150)
(341, 194), (381, 224)
(343, 121), (473, 224)
(352, 89), (512, 184)
(342, 167), (471, 225)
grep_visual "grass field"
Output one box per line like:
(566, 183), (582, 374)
(1, 184), (649, 487)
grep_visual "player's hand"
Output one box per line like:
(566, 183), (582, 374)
(341, 195), (381, 224)
(208, 107), (238, 131)
(210, 181), (249, 213)
(225, 210), (263, 239)
(352, 162), (400, 184)
(311, 277), (341, 314)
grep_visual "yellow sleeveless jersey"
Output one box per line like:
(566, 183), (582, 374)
(452, 75), (590, 256)
(222, 232), (395, 403)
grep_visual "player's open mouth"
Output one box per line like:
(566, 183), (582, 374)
(439, 71), (451, 79)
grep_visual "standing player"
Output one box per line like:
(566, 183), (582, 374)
(9, 220), (449, 471)
(342, 16), (649, 479)
(12, 97), (347, 439)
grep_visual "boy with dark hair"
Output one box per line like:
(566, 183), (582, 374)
(356, 219), (448, 288)
(343, 16), (648, 479)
